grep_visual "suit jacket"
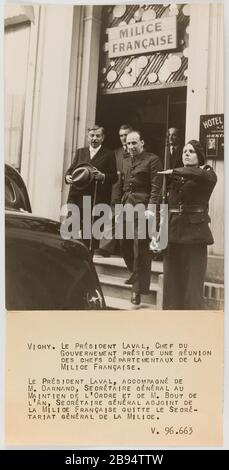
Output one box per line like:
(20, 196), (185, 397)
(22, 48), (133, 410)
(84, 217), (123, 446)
(167, 165), (217, 244)
(111, 146), (129, 205)
(66, 146), (117, 207)
(120, 151), (162, 208)
(167, 145), (183, 169)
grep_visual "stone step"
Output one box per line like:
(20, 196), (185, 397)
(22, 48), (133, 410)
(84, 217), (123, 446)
(98, 274), (160, 307)
(94, 256), (224, 310)
(94, 255), (163, 272)
(104, 296), (154, 310)
(94, 255), (163, 283)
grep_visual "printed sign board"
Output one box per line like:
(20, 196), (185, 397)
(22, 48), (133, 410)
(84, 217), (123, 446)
(199, 114), (224, 159)
(108, 17), (177, 58)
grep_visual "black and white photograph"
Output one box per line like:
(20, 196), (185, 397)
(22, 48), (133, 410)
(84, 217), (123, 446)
(4, 1), (224, 312)
(2, 0), (226, 451)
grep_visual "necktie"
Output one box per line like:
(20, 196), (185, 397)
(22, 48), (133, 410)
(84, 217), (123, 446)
(170, 146), (175, 168)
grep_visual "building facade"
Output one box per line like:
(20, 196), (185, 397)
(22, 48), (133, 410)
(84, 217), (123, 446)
(4, 3), (224, 288)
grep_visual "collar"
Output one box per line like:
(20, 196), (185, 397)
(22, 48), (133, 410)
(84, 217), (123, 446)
(170, 144), (179, 151)
(130, 150), (145, 161)
(89, 145), (101, 158)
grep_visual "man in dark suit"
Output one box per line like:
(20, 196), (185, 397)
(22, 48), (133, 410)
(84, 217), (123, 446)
(65, 125), (117, 251)
(119, 130), (162, 305)
(97, 123), (132, 257)
(167, 127), (183, 169)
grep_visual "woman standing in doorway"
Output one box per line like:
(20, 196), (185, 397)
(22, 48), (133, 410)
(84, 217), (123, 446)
(158, 140), (217, 310)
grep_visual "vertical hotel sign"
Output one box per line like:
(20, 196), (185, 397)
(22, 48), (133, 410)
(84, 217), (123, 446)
(199, 114), (224, 159)
(108, 17), (177, 58)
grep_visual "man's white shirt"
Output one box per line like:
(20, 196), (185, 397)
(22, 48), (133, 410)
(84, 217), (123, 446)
(89, 145), (101, 159)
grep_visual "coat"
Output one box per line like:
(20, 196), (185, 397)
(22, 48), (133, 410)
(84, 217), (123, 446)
(111, 146), (129, 205)
(167, 145), (183, 169)
(120, 151), (162, 208)
(66, 146), (117, 208)
(167, 165), (217, 244)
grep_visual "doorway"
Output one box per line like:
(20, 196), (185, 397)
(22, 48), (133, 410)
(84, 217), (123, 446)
(96, 86), (187, 161)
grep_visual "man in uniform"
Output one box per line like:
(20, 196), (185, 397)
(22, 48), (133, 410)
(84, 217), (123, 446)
(119, 130), (162, 305)
(65, 124), (117, 252)
(96, 123), (132, 257)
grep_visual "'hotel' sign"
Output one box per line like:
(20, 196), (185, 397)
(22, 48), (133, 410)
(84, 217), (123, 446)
(108, 17), (177, 58)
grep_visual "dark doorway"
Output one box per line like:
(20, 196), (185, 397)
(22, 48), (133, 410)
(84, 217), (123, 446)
(96, 86), (187, 162)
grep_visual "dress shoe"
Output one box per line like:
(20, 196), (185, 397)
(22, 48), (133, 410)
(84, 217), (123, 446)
(124, 273), (134, 285)
(94, 248), (111, 257)
(131, 292), (141, 305)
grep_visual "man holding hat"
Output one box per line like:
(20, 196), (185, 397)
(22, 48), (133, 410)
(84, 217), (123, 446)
(158, 139), (217, 310)
(65, 125), (117, 251)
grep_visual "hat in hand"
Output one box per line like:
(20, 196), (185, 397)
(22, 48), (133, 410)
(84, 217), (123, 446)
(71, 163), (96, 190)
